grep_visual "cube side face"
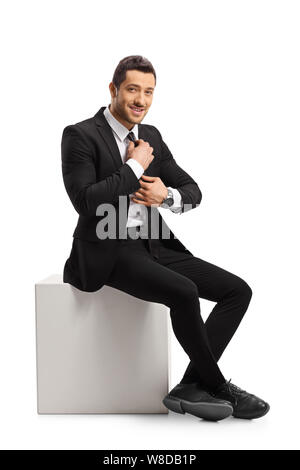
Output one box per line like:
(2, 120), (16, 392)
(35, 284), (40, 414)
(35, 283), (170, 414)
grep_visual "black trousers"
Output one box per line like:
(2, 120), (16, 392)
(105, 232), (252, 391)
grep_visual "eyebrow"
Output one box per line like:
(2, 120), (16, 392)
(126, 83), (155, 90)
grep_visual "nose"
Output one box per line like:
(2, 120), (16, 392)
(134, 91), (146, 107)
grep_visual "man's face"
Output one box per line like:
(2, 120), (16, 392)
(108, 69), (155, 130)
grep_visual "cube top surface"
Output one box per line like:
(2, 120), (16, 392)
(36, 274), (63, 285)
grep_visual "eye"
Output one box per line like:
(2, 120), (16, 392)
(128, 87), (152, 95)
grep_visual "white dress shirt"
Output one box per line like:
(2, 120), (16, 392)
(103, 105), (183, 228)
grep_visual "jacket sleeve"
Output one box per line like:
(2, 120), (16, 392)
(155, 128), (202, 213)
(61, 125), (141, 217)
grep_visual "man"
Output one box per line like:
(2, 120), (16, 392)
(61, 55), (270, 422)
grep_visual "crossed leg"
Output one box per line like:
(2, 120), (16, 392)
(105, 237), (252, 390)
(156, 241), (253, 384)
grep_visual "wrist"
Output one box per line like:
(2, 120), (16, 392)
(160, 188), (168, 205)
(160, 188), (174, 208)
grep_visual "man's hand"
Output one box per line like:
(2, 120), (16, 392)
(132, 175), (168, 207)
(126, 139), (154, 171)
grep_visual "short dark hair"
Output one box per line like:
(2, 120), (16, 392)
(112, 55), (156, 90)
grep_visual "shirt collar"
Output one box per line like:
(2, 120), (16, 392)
(103, 104), (139, 142)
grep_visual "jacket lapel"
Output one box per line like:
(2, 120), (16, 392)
(93, 106), (148, 170)
(94, 106), (123, 169)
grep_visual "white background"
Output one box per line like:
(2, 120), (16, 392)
(1, 0), (299, 450)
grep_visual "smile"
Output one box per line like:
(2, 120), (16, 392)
(130, 106), (144, 115)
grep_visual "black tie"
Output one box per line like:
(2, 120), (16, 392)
(127, 131), (138, 146)
(126, 131), (160, 260)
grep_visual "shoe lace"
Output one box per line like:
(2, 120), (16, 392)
(223, 379), (246, 405)
(227, 379), (246, 395)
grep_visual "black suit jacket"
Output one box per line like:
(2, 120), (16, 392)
(61, 106), (202, 292)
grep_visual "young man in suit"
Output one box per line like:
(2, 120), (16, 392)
(61, 55), (270, 422)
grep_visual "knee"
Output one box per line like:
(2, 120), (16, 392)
(174, 280), (199, 306)
(233, 278), (253, 304)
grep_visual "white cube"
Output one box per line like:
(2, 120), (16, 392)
(35, 275), (171, 414)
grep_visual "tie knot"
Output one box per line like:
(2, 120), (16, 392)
(127, 131), (137, 145)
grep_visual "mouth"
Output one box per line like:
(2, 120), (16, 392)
(129, 106), (145, 116)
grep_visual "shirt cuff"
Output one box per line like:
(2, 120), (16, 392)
(125, 159), (144, 180)
(167, 187), (183, 213)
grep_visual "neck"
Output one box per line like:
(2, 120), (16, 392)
(108, 104), (134, 131)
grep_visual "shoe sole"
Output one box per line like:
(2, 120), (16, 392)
(162, 394), (233, 422)
(233, 403), (270, 420)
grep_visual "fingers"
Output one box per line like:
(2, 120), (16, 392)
(134, 189), (146, 196)
(141, 175), (156, 181)
(139, 179), (154, 188)
(132, 197), (149, 206)
(133, 192), (143, 200)
(135, 139), (152, 150)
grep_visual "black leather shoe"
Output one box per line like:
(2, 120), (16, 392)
(162, 382), (233, 421)
(211, 379), (270, 419)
